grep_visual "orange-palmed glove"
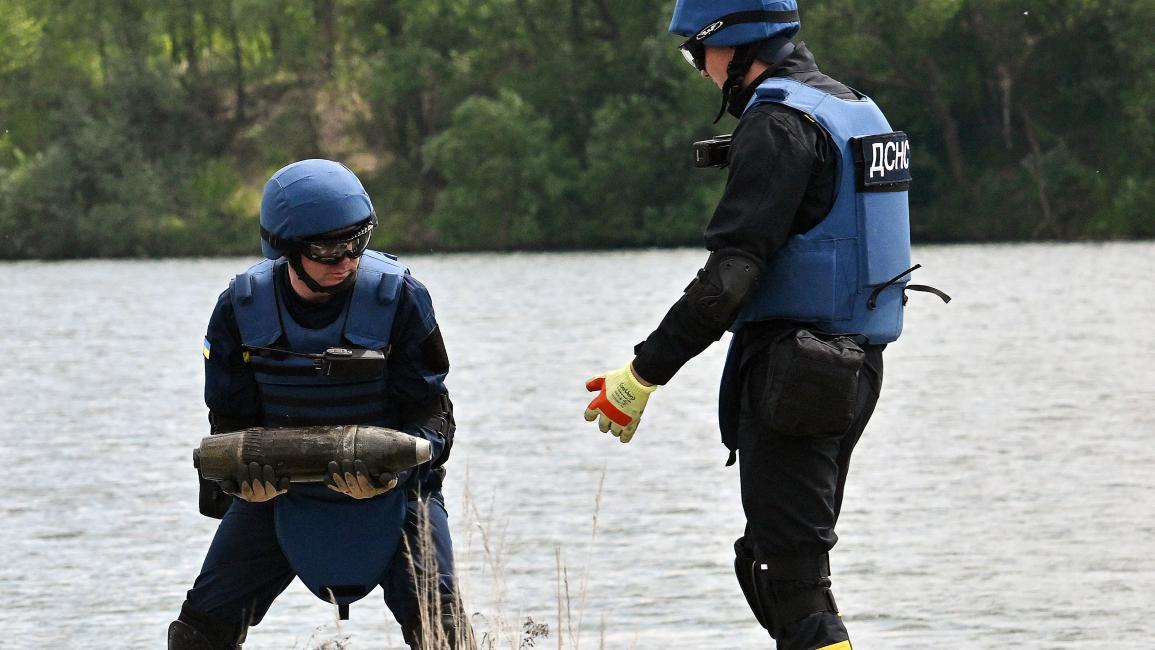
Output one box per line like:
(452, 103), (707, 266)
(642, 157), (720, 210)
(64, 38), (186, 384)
(584, 363), (656, 443)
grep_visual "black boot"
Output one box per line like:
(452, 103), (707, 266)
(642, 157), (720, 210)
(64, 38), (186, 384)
(168, 620), (215, 650)
(168, 602), (246, 650)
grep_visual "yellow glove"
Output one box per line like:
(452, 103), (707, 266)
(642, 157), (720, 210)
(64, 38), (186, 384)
(584, 363), (656, 443)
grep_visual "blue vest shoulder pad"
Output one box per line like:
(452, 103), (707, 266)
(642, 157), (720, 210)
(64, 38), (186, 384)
(229, 250), (409, 350)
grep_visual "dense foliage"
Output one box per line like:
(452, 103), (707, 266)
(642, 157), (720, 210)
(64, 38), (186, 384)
(1, 0), (1152, 258)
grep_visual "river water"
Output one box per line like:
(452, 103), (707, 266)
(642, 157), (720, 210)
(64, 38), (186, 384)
(1, 242), (1152, 649)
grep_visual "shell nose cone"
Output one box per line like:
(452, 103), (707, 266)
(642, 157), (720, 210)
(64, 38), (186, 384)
(414, 438), (433, 464)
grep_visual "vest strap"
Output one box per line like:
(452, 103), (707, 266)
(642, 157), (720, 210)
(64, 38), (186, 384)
(246, 344), (316, 360)
(250, 361), (318, 377)
(772, 585), (839, 624)
(905, 284), (952, 304)
(868, 264), (920, 310)
(263, 411), (385, 427)
(756, 553), (831, 581)
(260, 392), (384, 408)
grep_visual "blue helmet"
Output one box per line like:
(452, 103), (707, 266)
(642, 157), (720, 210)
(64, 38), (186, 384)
(669, 0), (800, 47)
(259, 159), (376, 260)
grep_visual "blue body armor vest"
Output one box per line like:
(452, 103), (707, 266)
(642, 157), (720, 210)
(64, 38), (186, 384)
(718, 78), (913, 450)
(229, 250), (411, 607)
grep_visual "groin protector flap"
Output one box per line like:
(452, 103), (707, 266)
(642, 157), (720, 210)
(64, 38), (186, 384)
(274, 485), (407, 605)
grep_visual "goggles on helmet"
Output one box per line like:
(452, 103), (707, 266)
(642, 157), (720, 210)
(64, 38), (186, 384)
(300, 218), (375, 265)
(679, 37), (707, 72)
(677, 9), (801, 72)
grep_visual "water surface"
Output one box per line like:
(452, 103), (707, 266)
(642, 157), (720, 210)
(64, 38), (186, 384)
(1, 243), (1152, 648)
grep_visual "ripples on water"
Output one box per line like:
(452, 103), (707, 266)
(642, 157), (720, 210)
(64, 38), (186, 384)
(1, 243), (1152, 649)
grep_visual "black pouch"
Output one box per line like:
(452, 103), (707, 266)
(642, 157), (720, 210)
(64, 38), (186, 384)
(198, 475), (233, 519)
(747, 329), (865, 438)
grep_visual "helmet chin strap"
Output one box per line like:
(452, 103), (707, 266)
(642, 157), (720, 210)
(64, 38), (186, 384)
(288, 253), (357, 297)
(713, 43), (760, 124)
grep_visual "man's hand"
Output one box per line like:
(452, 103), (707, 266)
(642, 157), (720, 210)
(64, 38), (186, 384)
(221, 462), (289, 503)
(325, 460), (399, 499)
(584, 363), (657, 443)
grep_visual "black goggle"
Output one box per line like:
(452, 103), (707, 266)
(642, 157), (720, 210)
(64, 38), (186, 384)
(677, 10), (801, 73)
(301, 220), (375, 265)
(679, 37), (707, 73)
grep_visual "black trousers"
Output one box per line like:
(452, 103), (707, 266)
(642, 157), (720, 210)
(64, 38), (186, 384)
(736, 342), (883, 649)
(182, 492), (464, 649)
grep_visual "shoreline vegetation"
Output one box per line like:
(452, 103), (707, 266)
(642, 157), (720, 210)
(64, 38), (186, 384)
(0, 238), (1150, 265)
(3, 1), (1154, 260)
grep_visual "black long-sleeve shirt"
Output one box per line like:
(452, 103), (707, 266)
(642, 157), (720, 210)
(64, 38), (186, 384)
(632, 43), (857, 385)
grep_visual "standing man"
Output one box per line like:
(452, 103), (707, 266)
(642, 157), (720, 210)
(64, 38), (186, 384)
(170, 159), (470, 649)
(583, 2), (943, 649)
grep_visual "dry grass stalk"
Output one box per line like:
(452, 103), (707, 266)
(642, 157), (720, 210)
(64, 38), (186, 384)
(303, 467), (609, 648)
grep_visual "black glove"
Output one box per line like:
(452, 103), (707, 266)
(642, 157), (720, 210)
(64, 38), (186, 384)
(324, 459), (398, 499)
(220, 462), (289, 503)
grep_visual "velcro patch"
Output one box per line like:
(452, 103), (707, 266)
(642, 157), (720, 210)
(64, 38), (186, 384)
(853, 132), (912, 192)
(202, 338), (212, 360)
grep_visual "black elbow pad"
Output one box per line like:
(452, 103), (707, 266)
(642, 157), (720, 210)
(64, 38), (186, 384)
(685, 250), (763, 328)
(401, 393), (456, 468)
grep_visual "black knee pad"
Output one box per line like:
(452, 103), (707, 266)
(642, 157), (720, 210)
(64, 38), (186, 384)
(733, 539), (839, 639)
(170, 602), (247, 650)
(734, 541), (772, 631)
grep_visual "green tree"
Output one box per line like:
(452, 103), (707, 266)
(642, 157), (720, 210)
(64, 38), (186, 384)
(1, 0), (1153, 258)
(425, 90), (575, 249)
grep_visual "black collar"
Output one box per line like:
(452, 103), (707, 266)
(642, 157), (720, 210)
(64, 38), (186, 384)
(727, 41), (819, 119)
(276, 262), (351, 330)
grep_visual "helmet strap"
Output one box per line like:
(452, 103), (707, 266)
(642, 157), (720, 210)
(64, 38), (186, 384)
(288, 253), (357, 297)
(713, 43), (760, 124)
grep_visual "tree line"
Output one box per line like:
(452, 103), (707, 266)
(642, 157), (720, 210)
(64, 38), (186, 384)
(0, 0), (1151, 259)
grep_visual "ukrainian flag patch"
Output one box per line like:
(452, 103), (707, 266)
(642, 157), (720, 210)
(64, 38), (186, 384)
(202, 338), (212, 360)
